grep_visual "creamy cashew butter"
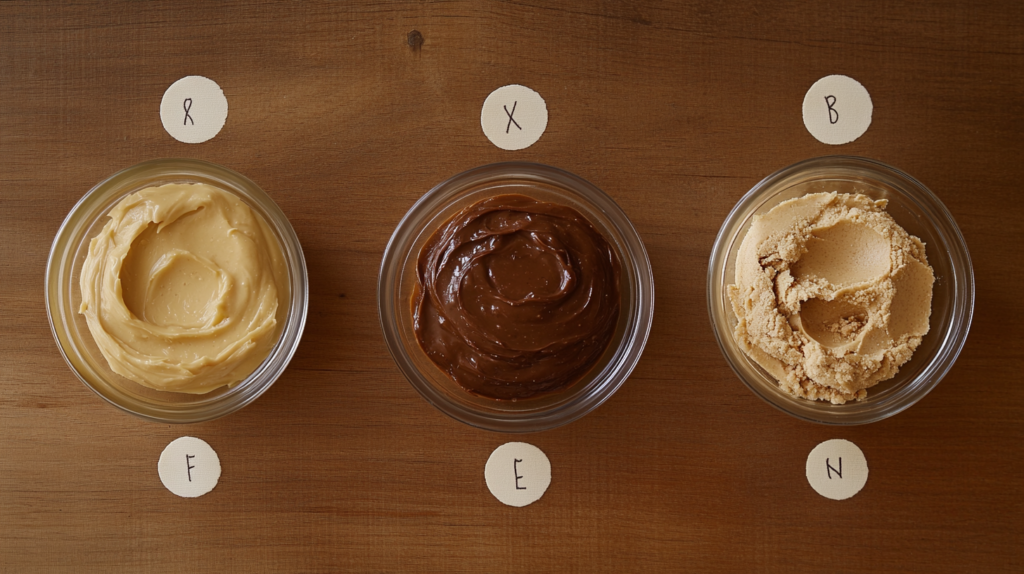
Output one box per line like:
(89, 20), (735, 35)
(79, 183), (288, 394)
(728, 192), (934, 404)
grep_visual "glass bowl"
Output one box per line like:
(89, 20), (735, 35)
(708, 156), (974, 425)
(46, 159), (308, 423)
(379, 162), (654, 432)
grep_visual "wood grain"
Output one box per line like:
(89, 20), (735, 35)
(2, 1), (1022, 572)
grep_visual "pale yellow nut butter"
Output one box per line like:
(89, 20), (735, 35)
(79, 183), (288, 394)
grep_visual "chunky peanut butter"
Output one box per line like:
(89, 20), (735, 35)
(79, 183), (288, 394)
(728, 192), (934, 403)
(414, 195), (621, 400)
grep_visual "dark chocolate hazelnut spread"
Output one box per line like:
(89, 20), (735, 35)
(413, 194), (621, 400)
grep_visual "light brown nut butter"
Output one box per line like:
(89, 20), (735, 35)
(79, 183), (288, 394)
(727, 192), (934, 404)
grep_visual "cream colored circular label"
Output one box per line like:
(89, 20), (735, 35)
(480, 85), (548, 150)
(802, 75), (872, 145)
(158, 437), (221, 498)
(806, 439), (868, 500)
(160, 76), (228, 144)
(485, 442), (550, 507)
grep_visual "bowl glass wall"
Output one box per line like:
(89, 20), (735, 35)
(708, 156), (974, 425)
(379, 162), (654, 432)
(46, 159), (308, 423)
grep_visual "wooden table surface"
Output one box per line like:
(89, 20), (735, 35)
(2, 1), (1022, 572)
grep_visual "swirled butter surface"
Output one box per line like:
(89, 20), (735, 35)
(79, 183), (288, 394)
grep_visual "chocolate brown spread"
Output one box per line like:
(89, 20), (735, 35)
(413, 194), (621, 400)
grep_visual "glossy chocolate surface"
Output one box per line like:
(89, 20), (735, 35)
(413, 195), (621, 400)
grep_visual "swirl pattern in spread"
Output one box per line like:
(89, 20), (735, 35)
(79, 183), (288, 394)
(413, 195), (621, 400)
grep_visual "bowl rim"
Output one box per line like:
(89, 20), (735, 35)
(707, 155), (975, 425)
(45, 158), (309, 423)
(378, 161), (655, 433)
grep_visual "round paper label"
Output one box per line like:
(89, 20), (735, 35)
(158, 437), (221, 498)
(484, 442), (551, 507)
(802, 75), (872, 145)
(480, 85), (548, 151)
(806, 439), (868, 500)
(160, 76), (228, 144)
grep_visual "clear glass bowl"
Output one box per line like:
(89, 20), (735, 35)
(379, 162), (654, 432)
(708, 156), (974, 425)
(46, 159), (308, 423)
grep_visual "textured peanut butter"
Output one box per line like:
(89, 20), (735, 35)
(79, 183), (288, 394)
(728, 192), (934, 403)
